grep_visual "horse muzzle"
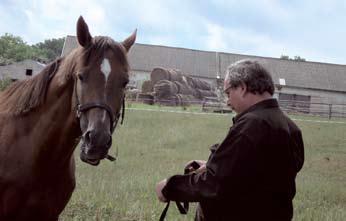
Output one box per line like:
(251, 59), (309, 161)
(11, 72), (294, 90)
(80, 130), (112, 166)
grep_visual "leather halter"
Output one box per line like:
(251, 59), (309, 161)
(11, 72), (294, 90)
(74, 78), (125, 134)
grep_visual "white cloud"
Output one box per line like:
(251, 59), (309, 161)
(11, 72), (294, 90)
(1, 0), (346, 64)
(210, 0), (292, 21)
(203, 21), (346, 64)
(204, 22), (285, 56)
(0, 0), (111, 44)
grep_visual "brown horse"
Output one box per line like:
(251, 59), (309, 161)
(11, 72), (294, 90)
(0, 16), (136, 220)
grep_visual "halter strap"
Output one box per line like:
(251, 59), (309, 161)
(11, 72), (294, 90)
(159, 201), (189, 221)
(73, 79), (125, 134)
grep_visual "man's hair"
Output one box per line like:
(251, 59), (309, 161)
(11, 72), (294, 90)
(225, 59), (275, 95)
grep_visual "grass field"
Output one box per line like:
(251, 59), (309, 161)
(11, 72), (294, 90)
(60, 106), (346, 221)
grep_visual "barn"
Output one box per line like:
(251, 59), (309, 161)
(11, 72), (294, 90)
(61, 35), (346, 116)
(0, 59), (45, 81)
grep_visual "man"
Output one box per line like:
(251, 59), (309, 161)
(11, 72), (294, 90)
(156, 59), (304, 221)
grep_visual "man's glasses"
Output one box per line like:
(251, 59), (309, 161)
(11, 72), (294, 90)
(223, 86), (232, 97)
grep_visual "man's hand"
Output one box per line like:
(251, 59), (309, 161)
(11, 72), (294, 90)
(184, 160), (207, 174)
(156, 179), (168, 202)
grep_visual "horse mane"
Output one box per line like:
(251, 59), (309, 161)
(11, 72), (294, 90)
(0, 58), (62, 115)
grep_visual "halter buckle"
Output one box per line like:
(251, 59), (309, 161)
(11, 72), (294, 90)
(76, 104), (82, 118)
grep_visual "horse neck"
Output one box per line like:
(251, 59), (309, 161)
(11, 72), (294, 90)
(31, 58), (81, 167)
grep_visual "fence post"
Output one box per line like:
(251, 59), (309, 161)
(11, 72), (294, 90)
(135, 93), (139, 102)
(328, 104), (332, 119)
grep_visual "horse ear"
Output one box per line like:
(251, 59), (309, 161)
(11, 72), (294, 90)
(77, 16), (92, 47)
(122, 29), (137, 52)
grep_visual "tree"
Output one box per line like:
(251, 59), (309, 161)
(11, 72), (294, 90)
(0, 33), (32, 65)
(293, 56), (306, 62)
(280, 55), (290, 60)
(34, 37), (65, 62)
(280, 54), (306, 62)
(0, 33), (65, 65)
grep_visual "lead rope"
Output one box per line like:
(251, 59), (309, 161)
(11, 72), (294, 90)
(106, 94), (126, 162)
(121, 94), (125, 125)
(159, 201), (188, 221)
(159, 164), (192, 221)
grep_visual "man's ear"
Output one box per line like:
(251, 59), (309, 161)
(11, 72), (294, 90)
(240, 83), (247, 97)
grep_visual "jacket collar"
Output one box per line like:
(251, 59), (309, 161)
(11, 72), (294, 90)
(233, 98), (278, 123)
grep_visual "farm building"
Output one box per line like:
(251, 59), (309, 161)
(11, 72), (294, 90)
(61, 35), (346, 114)
(0, 59), (45, 81)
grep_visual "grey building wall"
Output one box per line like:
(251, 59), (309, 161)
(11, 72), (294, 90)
(0, 59), (45, 81)
(219, 53), (346, 93)
(277, 87), (346, 104)
(61, 35), (346, 105)
(128, 44), (218, 79)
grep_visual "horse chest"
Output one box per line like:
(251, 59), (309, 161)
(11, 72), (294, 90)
(0, 174), (75, 220)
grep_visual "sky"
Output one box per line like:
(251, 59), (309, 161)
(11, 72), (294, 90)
(1, 0), (346, 65)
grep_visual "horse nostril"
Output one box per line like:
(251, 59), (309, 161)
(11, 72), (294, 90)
(83, 130), (93, 143)
(83, 130), (111, 148)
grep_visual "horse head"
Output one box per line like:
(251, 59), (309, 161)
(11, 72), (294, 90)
(74, 16), (136, 166)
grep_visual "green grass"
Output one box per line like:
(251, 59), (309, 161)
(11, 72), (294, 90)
(125, 102), (206, 113)
(60, 108), (346, 221)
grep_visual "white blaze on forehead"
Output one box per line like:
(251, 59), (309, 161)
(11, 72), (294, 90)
(101, 58), (111, 123)
(101, 58), (111, 81)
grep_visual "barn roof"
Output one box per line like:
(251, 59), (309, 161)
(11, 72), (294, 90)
(62, 35), (346, 92)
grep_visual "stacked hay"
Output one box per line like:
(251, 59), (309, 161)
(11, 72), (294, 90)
(153, 80), (178, 98)
(173, 81), (193, 95)
(152, 80), (177, 106)
(137, 93), (154, 105)
(140, 67), (218, 106)
(150, 67), (184, 85)
(174, 94), (196, 106)
(141, 80), (153, 93)
(194, 89), (217, 99)
(185, 76), (212, 90)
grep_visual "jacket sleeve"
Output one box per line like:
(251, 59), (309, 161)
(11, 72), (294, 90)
(290, 128), (304, 172)
(162, 127), (257, 202)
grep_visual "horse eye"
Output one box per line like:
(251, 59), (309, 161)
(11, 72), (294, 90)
(123, 79), (129, 88)
(77, 73), (84, 81)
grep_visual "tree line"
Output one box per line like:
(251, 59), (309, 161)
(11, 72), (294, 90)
(280, 55), (306, 62)
(0, 33), (64, 66)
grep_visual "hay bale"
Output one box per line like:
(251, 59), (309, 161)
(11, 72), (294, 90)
(169, 69), (184, 83)
(141, 80), (153, 93)
(151, 67), (185, 85)
(173, 81), (193, 95)
(184, 76), (195, 88)
(195, 89), (217, 99)
(151, 67), (213, 90)
(151, 67), (169, 85)
(174, 94), (196, 106)
(191, 78), (212, 90)
(137, 93), (154, 105)
(153, 80), (178, 98)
